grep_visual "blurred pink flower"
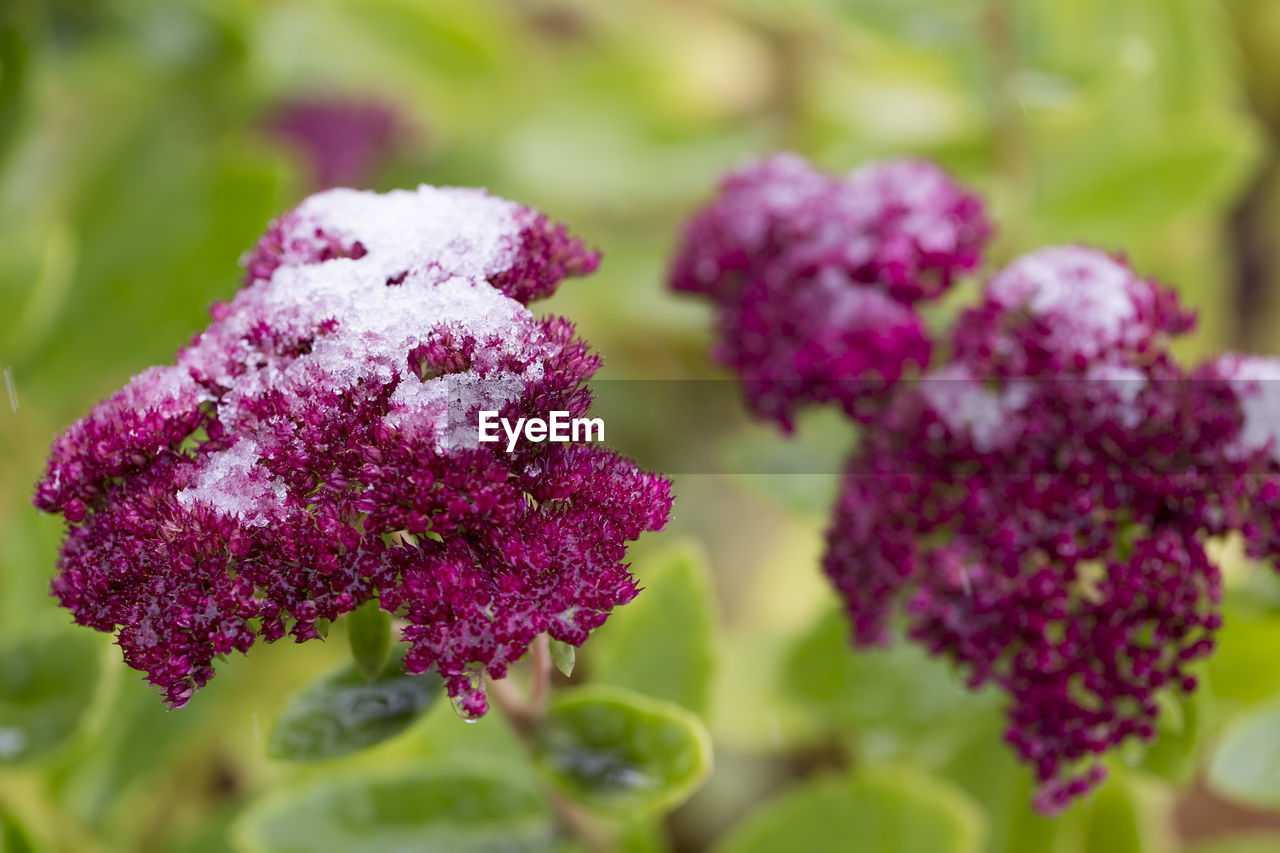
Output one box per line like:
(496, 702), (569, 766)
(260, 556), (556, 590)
(263, 97), (405, 189)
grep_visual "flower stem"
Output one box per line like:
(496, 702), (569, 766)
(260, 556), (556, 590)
(528, 632), (552, 713)
(487, 633), (613, 853)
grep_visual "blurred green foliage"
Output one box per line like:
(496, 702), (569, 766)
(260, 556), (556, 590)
(589, 541), (717, 716)
(5, 0), (1280, 850)
(712, 768), (985, 853)
(234, 761), (558, 853)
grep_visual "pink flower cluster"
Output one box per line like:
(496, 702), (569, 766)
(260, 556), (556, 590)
(669, 153), (990, 428)
(35, 186), (672, 715)
(263, 97), (404, 190)
(675, 156), (1280, 811)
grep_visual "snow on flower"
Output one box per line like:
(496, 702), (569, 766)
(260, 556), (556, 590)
(951, 246), (1196, 377)
(825, 246), (1278, 811)
(35, 185), (672, 715)
(673, 150), (1280, 812)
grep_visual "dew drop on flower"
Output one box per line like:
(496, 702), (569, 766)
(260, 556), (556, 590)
(449, 667), (487, 723)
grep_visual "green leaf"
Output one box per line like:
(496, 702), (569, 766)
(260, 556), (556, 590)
(550, 639), (576, 679)
(825, 0), (982, 50)
(712, 767), (984, 853)
(0, 0), (33, 168)
(0, 805), (39, 853)
(590, 540), (716, 715)
(1209, 600), (1280, 710)
(1128, 682), (1209, 784)
(937, 715), (1087, 853)
(1036, 121), (1259, 237)
(1208, 701), (1280, 808)
(346, 600), (391, 682)
(268, 649), (442, 761)
(531, 685), (713, 818)
(616, 818), (672, 853)
(0, 629), (105, 766)
(940, 718), (1161, 853)
(232, 763), (556, 853)
(1082, 773), (1153, 853)
(30, 117), (292, 398)
(48, 664), (219, 834)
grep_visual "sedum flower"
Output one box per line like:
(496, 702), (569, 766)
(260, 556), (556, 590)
(35, 186), (672, 714)
(263, 96), (405, 190)
(669, 153), (990, 429)
(950, 245), (1196, 378)
(825, 246), (1279, 811)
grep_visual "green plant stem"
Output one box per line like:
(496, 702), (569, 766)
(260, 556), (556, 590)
(488, 634), (613, 853)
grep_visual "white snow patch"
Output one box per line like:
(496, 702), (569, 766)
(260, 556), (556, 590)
(174, 185), (546, 525)
(1217, 354), (1280, 462)
(1084, 363), (1147, 428)
(921, 364), (1031, 453)
(176, 438), (288, 526)
(987, 246), (1139, 360)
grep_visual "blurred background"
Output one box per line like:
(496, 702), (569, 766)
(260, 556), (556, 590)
(4, 0), (1280, 851)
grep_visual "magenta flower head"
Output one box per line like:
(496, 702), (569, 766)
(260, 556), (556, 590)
(34, 186), (673, 715)
(263, 96), (404, 189)
(825, 246), (1278, 812)
(951, 245), (1196, 378)
(669, 153), (991, 429)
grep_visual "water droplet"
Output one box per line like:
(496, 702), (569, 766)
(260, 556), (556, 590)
(450, 697), (481, 723)
(449, 667), (486, 723)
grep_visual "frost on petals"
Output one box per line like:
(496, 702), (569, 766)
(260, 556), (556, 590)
(670, 152), (990, 429)
(35, 185), (670, 713)
(951, 246), (1195, 377)
(825, 247), (1275, 812)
